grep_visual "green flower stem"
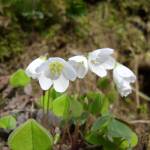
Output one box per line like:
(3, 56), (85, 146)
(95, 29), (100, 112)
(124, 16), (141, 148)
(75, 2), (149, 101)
(42, 91), (45, 113)
(47, 89), (50, 114)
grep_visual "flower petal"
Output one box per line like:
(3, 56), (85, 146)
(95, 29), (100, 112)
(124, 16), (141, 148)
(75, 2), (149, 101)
(118, 82), (132, 97)
(36, 61), (49, 74)
(97, 48), (114, 56)
(68, 55), (88, 79)
(102, 56), (116, 70)
(76, 65), (87, 78)
(26, 57), (45, 79)
(37, 57), (65, 74)
(69, 55), (87, 63)
(89, 48), (114, 60)
(115, 64), (136, 82)
(47, 57), (76, 81)
(63, 62), (77, 81)
(38, 74), (52, 91)
(113, 63), (136, 97)
(53, 75), (69, 92)
(89, 61), (107, 77)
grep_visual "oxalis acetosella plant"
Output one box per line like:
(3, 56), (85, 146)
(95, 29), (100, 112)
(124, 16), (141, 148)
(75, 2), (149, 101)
(5, 48), (138, 150)
(26, 48), (136, 95)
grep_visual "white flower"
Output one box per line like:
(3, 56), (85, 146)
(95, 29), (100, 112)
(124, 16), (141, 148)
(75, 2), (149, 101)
(36, 57), (77, 92)
(113, 63), (136, 97)
(68, 55), (88, 79)
(25, 57), (46, 79)
(88, 48), (116, 77)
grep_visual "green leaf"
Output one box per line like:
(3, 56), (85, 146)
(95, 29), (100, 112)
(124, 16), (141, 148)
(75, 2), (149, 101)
(0, 115), (16, 130)
(108, 119), (133, 139)
(85, 132), (103, 145)
(106, 88), (118, 103)
(120, 132), (138, 149)
(8, 119), (53, 150)
(100, 96), (109, 115)
(10, 69), (30, 87)
(52, 94), (69, 118)
(69, 98), (83, 117)
(91, 115), (112, 132)
(85, 132), (117, 149)
(78, 112), (89, 125)
(107, 119), (138, 148)
(97, 77), (110, 89)
(90, 116), (138, 149)
(87, 92), (101, 115)
(86, 92), (109, 115)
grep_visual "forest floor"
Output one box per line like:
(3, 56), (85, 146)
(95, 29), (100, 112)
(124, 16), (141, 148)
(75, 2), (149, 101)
(0, 1), (150, 149)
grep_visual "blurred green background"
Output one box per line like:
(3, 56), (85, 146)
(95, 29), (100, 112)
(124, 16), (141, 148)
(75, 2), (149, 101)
(0, 0), (149, 60)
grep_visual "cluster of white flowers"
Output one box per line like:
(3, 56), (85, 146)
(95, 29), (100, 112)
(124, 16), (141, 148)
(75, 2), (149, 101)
(25, 48), (136, 97)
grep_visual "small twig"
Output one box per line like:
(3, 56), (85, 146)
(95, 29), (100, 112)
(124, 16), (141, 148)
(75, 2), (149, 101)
(133, 88), (150, 102)
(130, 120), (150, 124)
(85, 144), (100, 149)
(10, 108), (36, 114)
(134, 55), (140, 108)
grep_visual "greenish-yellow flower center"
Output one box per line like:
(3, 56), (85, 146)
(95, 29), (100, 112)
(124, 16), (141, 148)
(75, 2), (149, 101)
(49, 61), (64, 77)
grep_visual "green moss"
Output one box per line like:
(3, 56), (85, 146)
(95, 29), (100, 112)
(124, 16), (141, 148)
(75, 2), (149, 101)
(91, 1), (148, 56)
(0, 31), (24, 61)
(66, 0), (87, 17)
(0, 0), (149, 61)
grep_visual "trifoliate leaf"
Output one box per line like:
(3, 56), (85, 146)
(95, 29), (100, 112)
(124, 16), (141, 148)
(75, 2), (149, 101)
(69, 98), (83, 117)
(52, 94), (69, 118)
(8, 119), (53, 150)
(0, 115), (16, 130)
(10, 69), (30, 87)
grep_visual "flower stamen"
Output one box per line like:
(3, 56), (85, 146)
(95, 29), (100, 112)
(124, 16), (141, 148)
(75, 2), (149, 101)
(49, 61), (64, 78)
